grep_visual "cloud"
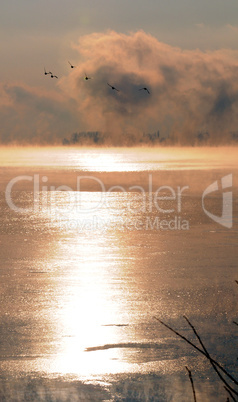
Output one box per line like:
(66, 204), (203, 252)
(58, 30), (238, 145)
(0, 83), (81, 144)
(226, 24), (238, 33)
(1, 30), (238, 145)
(195, 23), (205, 29)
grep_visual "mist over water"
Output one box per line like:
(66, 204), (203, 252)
(0, 146), (237, 194)
(1, 31), (238, 145)
(0, 146), (237, 401)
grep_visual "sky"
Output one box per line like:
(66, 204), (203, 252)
(1, 0), (238, 145)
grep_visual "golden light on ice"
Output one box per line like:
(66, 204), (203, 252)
(1, 146), (238, 172)
(47, 192), (131, 376)
(50, 244), (125, 375)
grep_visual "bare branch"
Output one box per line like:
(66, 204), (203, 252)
(183, 316), (238, 396)
(224, 386), (237, 402)
(185, 366), (197, 402)
(154, 316), (238, 394)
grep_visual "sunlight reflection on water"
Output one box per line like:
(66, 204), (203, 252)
(0, 148), (237, 400)
(0, 146), (237, 171)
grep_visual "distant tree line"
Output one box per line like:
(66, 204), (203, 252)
(195, 130), (238, 145)
(142, 130), (164, 143)
(62, 130), (166, 146)
(62, 129), (238, 146)
(62, 132), (102, 145)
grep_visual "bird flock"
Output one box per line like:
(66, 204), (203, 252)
(44, 62), (150, 94)
(44, 68), (58, 79)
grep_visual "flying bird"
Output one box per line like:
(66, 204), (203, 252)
(51, 74), (58, 79)
(44, 68), (52, 75)
(68, 61), (76, 68)
(139, 87), (150, 94)
(107, 83), (120, 92)
(84, 74), (92, 80)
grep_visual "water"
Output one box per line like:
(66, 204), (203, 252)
(0, 147), (237, 401)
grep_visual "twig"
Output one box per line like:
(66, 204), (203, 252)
(183, 316), (238, 397)
(224, 386), (237, 402)
(185, 366), (197, 402)
(233, 321), (238, 327)
(154, 317), (238, 386)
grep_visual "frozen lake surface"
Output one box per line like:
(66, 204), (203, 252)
(0, 147), (237, 401)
